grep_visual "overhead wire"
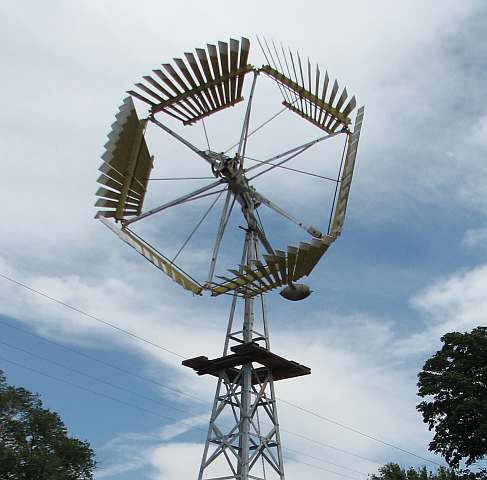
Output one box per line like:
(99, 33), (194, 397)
(278, 398), (443, 467)
(0, 355), (204, 430)
(0, 317), (377, 471)
(295, 458), (363, 480)
(0, 318), (206, 405)
(0, 350), (370, 480)
(0, 273), (185, 359)
(0, 272), (443, 467)
(0, 340), (193, 416)
(280, 427), (379, 464)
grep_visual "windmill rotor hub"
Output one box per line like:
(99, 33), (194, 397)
(207, 150), (259, 213)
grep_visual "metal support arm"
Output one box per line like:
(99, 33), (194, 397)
(124, 179), (225, 226)
(252, 190), (323, 238)
(150, 116), (216, 167)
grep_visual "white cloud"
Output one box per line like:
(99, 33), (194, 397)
(462, 227), (487, 250)
(96, 415), (208, 478)
(149, 443), (203, 480)
(395, 264), (487, 356)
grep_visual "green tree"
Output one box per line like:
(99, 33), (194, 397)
(417, 327), (487, 470)
(0, 370), (95, 480)
(370, 463), (457, 480)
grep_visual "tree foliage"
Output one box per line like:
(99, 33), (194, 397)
(417, 327), (487, 469)
(370, 462), (457, 480)
(0, 370), (95, 480)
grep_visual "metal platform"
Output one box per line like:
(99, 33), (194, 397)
(182, 342), (310, 384)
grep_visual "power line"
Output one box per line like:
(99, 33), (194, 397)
(0, 339), (196, 416)
(284, 446), (368, 476)
(278, 398), (443, 467)
(0, 319), (206, 405)
(293, 458), (363, 480)
(0, 272), (441, 467)
(280, 427), (379, 464)
(0, 353), (368, 480)
(0, 318), (377, 471)
(0, 273), (184, 359)
(0, 354), (204, 430)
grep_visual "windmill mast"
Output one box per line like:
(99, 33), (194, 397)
(191, 228), (287, 480)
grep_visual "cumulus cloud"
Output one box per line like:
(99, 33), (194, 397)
(394, 264), (487, 356)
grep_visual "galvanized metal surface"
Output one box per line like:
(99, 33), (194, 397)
(261, 64), (355, 134)
(128, 38), (253, 125)
(195, 231), (286, 480)
(210, 235), (334, 297)
(99, 217), (203, 295)
(95, 97), (153, 220)
(330, 106), (365, 237)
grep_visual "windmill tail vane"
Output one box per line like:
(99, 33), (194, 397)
(93, 36), (364, 479)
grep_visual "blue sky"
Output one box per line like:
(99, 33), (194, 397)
(1, 1), (487, 479)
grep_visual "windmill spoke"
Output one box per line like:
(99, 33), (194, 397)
(224, 106), (288, 154)
(206, 191), (236, 286)
(149, 176), (214, 181)
(150, 116), (216, 167)
(201, 118), (211, 151)
(171, 189), (226, 263)
(244, 157), (339, 183)
(244, 130), (343, 179)
(252, 189), (323, 238)
(124, 178), (225, 226)
(236, 71), (259, 168)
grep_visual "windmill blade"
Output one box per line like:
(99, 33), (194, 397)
(99, 217), (203, 295)
(330, 106), (365, 237)
(130, 38), (254, 125)
(95, 97), (153, 220)
(260, 41), (356, 133)
(210, 236), (335, 297)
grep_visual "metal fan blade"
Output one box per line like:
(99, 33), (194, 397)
(94, 97), (153, 220)
(330, 106), (364, 236)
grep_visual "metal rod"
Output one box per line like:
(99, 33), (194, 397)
(149, 116), (215, 166)
(239, 229), (256, 479)
(237, 71), (259, 166)
(148, 176), (214, 181)
(244, 156), (339, 182)
(223, 239), (249, 356)
(247, 143), (317, 182)
(245, 131), (342, 175)
(252, 189), (322, 238)
(198, 376), (224, 480)
(123, 179), (224, 226)
(224, 106), (288, 155)
(206, 191), (235, 286)
(171, 190), (224, 263)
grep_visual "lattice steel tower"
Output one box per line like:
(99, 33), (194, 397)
(94, 36), (364, 480)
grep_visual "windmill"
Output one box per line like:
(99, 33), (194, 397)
(95, 36), (364, 480)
